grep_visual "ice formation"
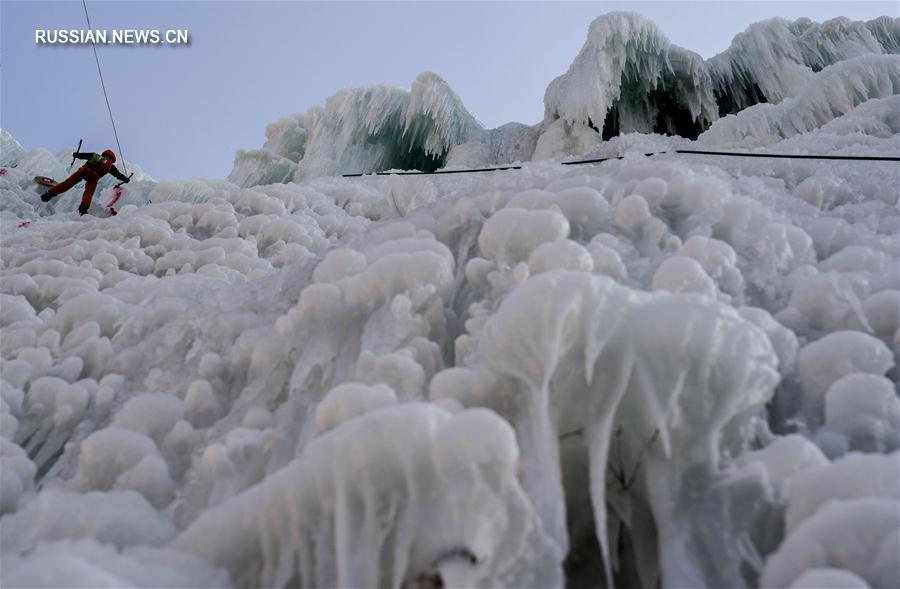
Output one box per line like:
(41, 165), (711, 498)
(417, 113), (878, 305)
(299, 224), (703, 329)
(708, 16), (900, 115)
(432, 271), (780, 588)
(701, 56), (900, 146)
(230, 14), (899, 183)
(176, 404), (560, 588)
(2, 9), (900, 589)
(541, 12), (718, 144)
(1, 130), (27, 168)
(229, 72), (484, 186)
(758, 448), (900, 589)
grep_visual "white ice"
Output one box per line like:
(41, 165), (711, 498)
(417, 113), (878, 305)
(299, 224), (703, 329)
(2, 10), (899, 589)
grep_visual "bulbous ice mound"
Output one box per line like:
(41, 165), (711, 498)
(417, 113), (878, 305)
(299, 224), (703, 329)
(229, 72), (483, 186)
(542, 12), (718, 143)
(708, 16), (900, 115)
(176, 404), (562, 588)
(433, 271), (781, 589)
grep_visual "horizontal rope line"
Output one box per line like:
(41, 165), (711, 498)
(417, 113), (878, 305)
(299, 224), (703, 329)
(342, 148), (900, 177)
(674, 149), (900, 162)
(342, 164), (523, 177)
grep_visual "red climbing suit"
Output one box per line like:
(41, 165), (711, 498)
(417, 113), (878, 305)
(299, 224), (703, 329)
(44, 149), (129, 209)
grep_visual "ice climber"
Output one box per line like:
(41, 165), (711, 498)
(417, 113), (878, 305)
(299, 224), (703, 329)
(41, 149), (130, 215)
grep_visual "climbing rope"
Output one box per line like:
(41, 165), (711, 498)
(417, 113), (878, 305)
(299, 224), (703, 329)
(566, 149), (900, 165)
(81, 0), (128, 173)
(342, 149), (900, 177)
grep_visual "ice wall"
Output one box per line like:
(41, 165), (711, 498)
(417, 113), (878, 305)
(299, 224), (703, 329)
(432, 272), (780, 588)
(3, 11), (900, 589)
(176, 403), (561, 588)
(708, 16), (900, 115)
(541, 13), (718, 146)
(1, 130), (26, 167)
(538, 13), (899, 158)
(2, 109), (899, 587)
(230, 14), (898, 181)
(445, 123), (542, 169)
(229, 72), (483, 187)
(701, 55), (900, 146)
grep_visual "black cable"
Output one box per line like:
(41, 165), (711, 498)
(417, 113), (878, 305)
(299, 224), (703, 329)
(560, 153), (658, 165)
(674, 149), (900, 162)
(81, 0), (128, 174)
(342, 148), (900, 177)
(561, 149), (900, 166)
(342, 164), (523, 177)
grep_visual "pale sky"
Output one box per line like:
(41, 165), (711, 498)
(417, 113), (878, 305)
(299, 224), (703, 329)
(3, 1), (897, 179)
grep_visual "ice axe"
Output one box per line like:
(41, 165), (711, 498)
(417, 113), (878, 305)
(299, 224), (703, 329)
(68, 139), (83, 169)
(114, 173), (133, 189)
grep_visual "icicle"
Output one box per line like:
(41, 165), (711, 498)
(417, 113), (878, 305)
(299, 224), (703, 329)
(585, 353), (635, 589)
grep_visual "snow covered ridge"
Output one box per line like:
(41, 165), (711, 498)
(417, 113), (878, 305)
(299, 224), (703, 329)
(2, 85), (899, 589)
(230, 12), (899, 185)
